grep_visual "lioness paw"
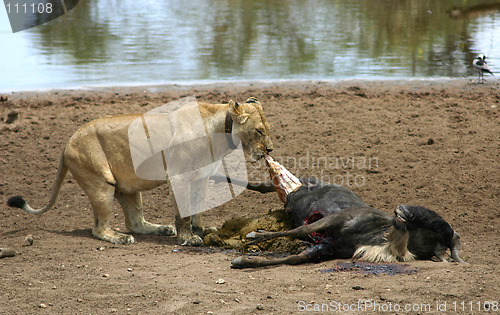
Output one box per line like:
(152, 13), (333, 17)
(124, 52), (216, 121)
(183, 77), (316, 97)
(159, 225), (176, 236)
(115, 234), (135, 245)
(179, 235), (203, 246)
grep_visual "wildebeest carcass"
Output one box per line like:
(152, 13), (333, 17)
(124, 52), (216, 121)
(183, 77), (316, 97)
(230, 156), (467, 268)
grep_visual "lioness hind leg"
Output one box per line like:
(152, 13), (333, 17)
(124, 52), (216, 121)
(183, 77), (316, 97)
(87, 187), (135, 245)
(115, 191), (176, 236)
(69, 171), (134, 244)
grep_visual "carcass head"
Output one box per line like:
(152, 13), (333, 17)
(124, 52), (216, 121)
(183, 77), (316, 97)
(394, 205), (467, 264)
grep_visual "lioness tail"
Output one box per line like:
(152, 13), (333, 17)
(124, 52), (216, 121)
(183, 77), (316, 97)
(7, 151), (68, 215)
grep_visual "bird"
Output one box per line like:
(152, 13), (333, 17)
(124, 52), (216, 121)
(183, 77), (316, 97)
(473, 54), (494, 83)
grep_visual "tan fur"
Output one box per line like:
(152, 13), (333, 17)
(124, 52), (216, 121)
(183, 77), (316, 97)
(353, 227), (415, 263)
(17, 98), (273, 245)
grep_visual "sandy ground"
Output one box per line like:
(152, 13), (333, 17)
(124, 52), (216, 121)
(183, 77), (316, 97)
(0, 80), (499, 314)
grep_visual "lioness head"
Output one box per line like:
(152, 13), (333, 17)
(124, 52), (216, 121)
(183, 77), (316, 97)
(229, 97), (273, 161)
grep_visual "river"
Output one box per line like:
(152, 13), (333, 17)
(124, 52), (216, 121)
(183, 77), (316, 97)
(1, 0), (499, 92)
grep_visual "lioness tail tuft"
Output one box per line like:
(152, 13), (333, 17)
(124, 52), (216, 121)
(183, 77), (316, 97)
(7, 196), (26, 209)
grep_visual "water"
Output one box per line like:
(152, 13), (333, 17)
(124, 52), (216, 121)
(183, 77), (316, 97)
(1, 0), (500, 92)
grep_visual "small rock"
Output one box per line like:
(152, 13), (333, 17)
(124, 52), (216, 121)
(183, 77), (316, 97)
(5, 110), (19, 124)
(23, 234), (34, 247)
(102, 274), (110, 278)
(39, 303), (47, 308)
(0, 248), (16, 258)
(215, 279), (225, 284)
(352, 285), (364, 290)
(256, 304), (264, 310)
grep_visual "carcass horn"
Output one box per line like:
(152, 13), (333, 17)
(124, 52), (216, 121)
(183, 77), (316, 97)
(450, 232), (469, 265)
(264, 155), (302, 203)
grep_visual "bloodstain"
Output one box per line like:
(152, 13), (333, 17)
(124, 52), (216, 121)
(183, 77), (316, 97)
(320, 262), (417, 276)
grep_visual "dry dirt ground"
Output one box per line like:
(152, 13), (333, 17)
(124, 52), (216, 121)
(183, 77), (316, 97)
(0, 80), (499, 314)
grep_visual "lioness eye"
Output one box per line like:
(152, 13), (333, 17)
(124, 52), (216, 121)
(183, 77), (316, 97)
(255, 128), (264, 135)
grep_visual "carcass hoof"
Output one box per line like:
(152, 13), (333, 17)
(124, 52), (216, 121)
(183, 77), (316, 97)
(231, 256), (261, 269)
(246, 232), (257, 239)
(231, 257), (245, 269)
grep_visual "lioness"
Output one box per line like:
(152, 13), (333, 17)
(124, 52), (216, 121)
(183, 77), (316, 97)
(8, 97), (273, 246)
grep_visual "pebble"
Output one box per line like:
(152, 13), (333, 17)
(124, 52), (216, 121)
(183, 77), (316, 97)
(23, 234), (34, 247)
(215, 279), (225, 284)
(0, 248), (16, 258)
(5, 110), (19, 124)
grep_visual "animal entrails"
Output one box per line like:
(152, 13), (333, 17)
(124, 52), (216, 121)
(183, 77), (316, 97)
(8, 97), (273, 246)
(229, 157), (466, 268)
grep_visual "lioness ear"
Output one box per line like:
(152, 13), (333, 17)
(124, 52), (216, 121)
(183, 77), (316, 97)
(245, 97), (260, 104)
(229, 100), (249, 124)
(229, 100), (241, 114)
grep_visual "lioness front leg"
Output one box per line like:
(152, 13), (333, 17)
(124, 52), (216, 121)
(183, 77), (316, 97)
(191, 213), (217, 237)
(190, 177), (217, 238)
(174, 216), (202, 246)
(169, 185), (203, 246)
(115, 191), (176, 236)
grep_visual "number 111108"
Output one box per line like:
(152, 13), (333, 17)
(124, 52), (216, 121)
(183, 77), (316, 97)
(6, 2), (53, 14)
